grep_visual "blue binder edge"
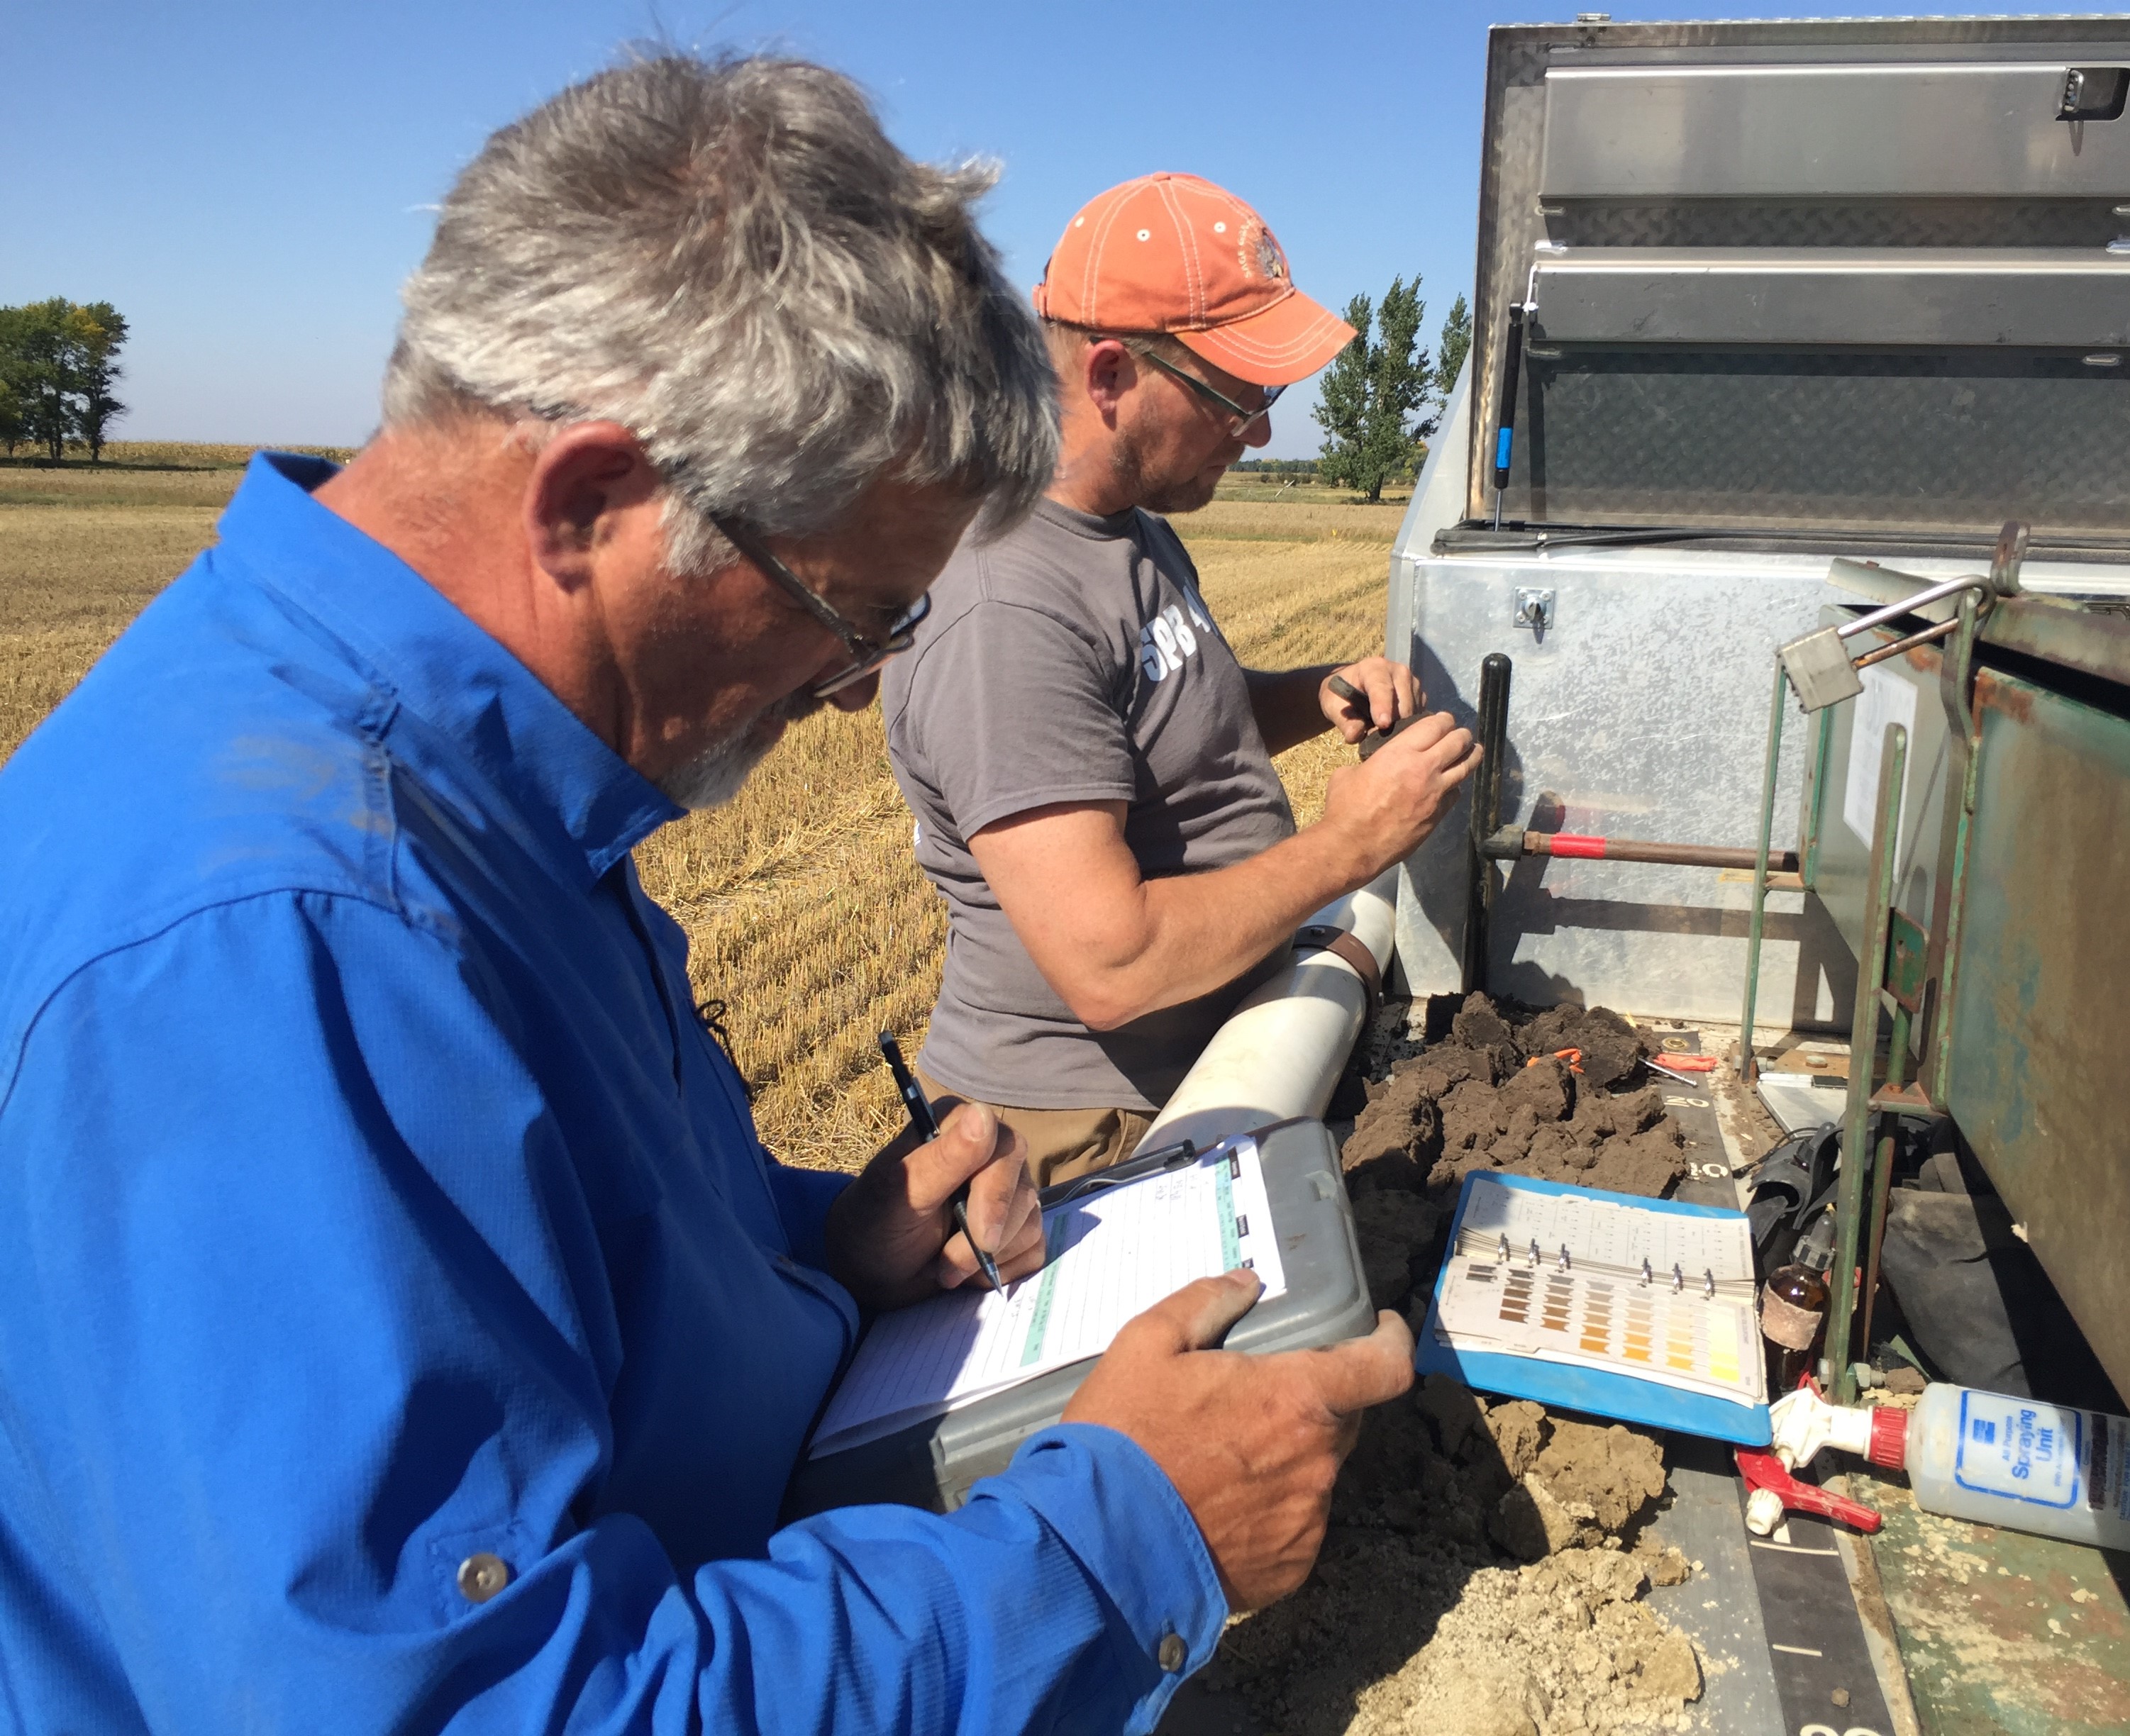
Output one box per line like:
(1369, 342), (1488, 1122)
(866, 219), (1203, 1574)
(1414, 1169), (1773, 1447)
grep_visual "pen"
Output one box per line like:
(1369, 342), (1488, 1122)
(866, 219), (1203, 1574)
(877, 1031), (1002, 1293)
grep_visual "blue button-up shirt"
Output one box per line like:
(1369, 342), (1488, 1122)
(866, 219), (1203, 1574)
(0, 455), (1224, 1733)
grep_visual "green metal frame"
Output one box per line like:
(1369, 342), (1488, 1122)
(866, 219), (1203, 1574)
(1921, 589), (1985, 1103)
(1740, 664), (1840, 1076)
(1738, 664), (1790, 1079)
(1824, 723), (1909, 1405)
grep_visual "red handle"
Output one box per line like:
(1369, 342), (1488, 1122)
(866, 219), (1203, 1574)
(1652, 1053), (1721, 1073)
(1736, 1449), (1883, 1533)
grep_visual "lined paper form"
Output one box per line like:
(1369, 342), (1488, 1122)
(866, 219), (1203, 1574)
(1431, 1174), (1763, 1410)
(811, 1135), (1286, 1457)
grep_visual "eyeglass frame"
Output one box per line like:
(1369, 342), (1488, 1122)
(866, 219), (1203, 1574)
(706, 511), (932, 700)
(1128, 344), (1285, 437)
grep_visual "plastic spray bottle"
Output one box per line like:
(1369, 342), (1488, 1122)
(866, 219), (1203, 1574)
(1765, 1382), (2130, 1549)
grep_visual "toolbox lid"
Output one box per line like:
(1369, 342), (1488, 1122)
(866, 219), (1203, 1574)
(1464, 16), (2130, 550)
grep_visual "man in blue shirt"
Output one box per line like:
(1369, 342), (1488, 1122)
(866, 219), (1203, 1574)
(0, 52), (1415, 1736)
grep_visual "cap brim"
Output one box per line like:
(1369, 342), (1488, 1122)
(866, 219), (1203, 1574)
(1174, 289), (1358, 388)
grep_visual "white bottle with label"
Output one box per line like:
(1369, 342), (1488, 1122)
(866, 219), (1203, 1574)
(1768, 1381), (2130, 1549)
(1902, 1383), (2130, 1550)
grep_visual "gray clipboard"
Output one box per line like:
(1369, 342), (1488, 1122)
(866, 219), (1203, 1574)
(783, 1117), (1373, 1519)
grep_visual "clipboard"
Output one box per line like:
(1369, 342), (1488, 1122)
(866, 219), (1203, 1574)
(783, 1117), (1375, 1518)
(1416, 1170), (1773, 1447)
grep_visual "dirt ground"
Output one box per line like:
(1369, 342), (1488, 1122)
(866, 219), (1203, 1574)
(1199, 994), (1712, 1735)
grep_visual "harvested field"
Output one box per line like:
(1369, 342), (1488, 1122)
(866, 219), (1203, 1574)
(0, 463), (1406, 1169)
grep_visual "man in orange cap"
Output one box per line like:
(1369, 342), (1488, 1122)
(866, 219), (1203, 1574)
(882, 173), (1477, 1184)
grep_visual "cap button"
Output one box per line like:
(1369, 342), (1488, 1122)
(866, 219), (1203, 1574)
(1158, 1631), (1188, 1673)
(456, 1552), (512, 1603)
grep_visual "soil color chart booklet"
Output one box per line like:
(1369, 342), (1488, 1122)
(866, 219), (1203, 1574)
(810, 1135), (1286, 1457)
(1421, 1172), (1768, 1440)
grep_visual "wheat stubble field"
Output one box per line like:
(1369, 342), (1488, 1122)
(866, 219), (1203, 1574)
(0, 447), (1404, 1169)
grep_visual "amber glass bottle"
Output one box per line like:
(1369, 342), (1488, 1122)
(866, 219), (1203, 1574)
(1760, 1211), (1835, 1393)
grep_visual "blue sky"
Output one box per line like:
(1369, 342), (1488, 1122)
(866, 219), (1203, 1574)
(8, 2), (2123, 459)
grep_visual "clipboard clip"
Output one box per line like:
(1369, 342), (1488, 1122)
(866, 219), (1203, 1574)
(1041, 1137), (1199, 1208)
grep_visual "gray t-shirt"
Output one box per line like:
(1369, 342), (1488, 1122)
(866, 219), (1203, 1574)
(882, 499), (1296, 1112)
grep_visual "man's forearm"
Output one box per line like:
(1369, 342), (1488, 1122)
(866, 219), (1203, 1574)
(1077, 820), (1368, 1029)
(1244, 664), (1340, 756)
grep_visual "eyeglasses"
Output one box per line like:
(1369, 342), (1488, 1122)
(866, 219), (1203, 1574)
(706, 511), (932, 700)
(1134, 347), (1284, 437)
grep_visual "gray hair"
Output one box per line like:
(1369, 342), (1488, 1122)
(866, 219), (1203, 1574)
(383, 53), (1058, 567)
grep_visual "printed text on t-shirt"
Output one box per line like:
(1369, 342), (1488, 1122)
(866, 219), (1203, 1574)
(1139, 602), (1213, 682)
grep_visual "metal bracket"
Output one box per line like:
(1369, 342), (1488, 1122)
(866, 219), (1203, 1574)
(1886, 908), (1929, 1015)
(1514, 587), (1555, 638)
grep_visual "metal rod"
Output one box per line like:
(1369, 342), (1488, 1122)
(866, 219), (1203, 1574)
(1827, 722), (1907, 1407)
(1836, 572), (1994, 643)
(1740, 660), (1789, 1084)
(1852, 616), (1960, 671)
(1859, 1002), (1912, 1359)
(1800, 705), (1834, 890)
(1460, 653), (1512, 995)
(1924, 589), (1986, 1104)
(1490, 304), (1526, 531)
(1482, 828), (1797, 873)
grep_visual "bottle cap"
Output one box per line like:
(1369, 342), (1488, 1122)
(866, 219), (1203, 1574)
(1866, 1404), (1909, 1469)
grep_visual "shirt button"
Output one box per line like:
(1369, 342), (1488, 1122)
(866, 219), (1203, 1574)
(456, 1552), (512, 1603)
(1158, 1631), (1187, 1673)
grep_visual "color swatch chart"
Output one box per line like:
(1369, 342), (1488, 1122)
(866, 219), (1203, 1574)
(1431, 1177), (1764, 1408)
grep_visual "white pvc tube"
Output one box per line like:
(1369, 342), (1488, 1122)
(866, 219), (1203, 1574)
(1140, 869), (1400, 1152)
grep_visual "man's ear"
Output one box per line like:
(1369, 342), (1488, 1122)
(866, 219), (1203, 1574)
(523, 421), (661, 590)
(1080, 339), (1136, 423)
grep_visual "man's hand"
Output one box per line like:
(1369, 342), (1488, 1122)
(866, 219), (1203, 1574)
(1319, 657), (1419, 744)
(1063, 1271), (1415, 1612)
(1317, 710), (1480, 879)
(823, 1104), (1045, 1311)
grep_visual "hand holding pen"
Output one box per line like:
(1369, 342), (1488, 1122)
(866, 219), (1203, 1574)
(877, 1033), (1004, 1292)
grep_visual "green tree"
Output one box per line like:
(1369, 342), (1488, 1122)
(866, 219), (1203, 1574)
(0, 306), (26, 457)
(1313, 275), (1433, 503)
(70, 301), (128, 464)
(11, 299), (78, 464)
(1433, 292), (1472, 404)
(0, 298), (132, 462)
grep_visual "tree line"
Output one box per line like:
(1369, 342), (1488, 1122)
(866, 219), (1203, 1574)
(1314, 284), (1470, 503)
(0, 299), (130, 463)
(1230, 458), (1322, 479)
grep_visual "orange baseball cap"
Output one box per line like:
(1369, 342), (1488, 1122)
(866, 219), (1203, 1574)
(1031, 172), (1357, 388)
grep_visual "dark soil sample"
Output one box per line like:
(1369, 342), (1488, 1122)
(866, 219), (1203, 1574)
(1346, 992), (1684, 1218)
(1516, 1001), (1646, 1089)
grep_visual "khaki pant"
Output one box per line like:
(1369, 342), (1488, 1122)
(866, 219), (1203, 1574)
(917, 1068), (1153, 1191)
